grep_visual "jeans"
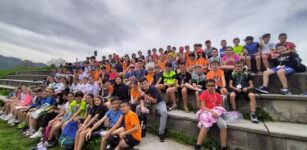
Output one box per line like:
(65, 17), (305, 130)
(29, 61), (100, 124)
(136, 101), (168, 134)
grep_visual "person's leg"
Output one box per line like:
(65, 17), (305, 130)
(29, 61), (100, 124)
(156, 101), (168, 135)
(262, 54), (270, 70)
(74, 129), (81, 150)
(76, 128), (90, 150)
(181, 87), (188, 109)
(100, 136), (108, 150)
(248, 93), (256, 112)
(155, 84), (165, 93)
(196, 127), (209, 145)
(167, 87), (177, 106)
(276, 69), (288, 88)
(245, 56), (252, 71)
(115, 139), (130, 150)
(229, 92), (237, 110)
(195, 91), (200, 108)
(216, 117), (227, 148)
(48, 121), (62, 141)
(255, 55), (262, 71)
(263, 70), (275, 87)
(184, 83), (200, 91)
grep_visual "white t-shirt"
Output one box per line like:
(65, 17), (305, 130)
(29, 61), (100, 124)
(262, 43), (275, 54)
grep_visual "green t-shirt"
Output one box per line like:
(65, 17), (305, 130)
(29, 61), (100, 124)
(232, 45), (244, 55)
(69, 100), (87, 119)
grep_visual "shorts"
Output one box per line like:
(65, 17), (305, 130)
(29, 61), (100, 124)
(124, 135), (140, 148)
(215, 86), (223, 94)
(271, 67), (295, 76)
(231, 90), (252, 101)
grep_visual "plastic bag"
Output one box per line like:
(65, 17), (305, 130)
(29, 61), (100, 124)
(222, 111), (243, 123)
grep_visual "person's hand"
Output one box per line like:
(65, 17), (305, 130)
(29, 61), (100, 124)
(85, 130), (92, 141)
(236, 88), (242, 93)
(211, 111), (218, 118)
(104, 131), (111, 139)
(243, 88), (248, 93)
(119, 132), (127, 139)
(180, 84), (185, 88)
(140, 92), (146, 97)
(141, 107), (146, 114)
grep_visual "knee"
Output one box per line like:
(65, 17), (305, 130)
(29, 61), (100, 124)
(262, 55), (268, 59)
(246, 56), (251, 60)
(229, 92), (236, 98)
(277, 69), (285, 75)
(248, 93), (255, 98)
(181, 88), (187, 94)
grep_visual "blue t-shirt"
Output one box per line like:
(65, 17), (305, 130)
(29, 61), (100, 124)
(219, 47), (226, 57)
(106, 109), (123, 126)
(244, 42), (259, 56)
(132, 69), (148, 80)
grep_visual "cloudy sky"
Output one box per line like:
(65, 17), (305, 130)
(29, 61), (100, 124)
(0, 0), (306, 63)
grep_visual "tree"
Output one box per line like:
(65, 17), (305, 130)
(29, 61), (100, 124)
(47, 58), (66, 67)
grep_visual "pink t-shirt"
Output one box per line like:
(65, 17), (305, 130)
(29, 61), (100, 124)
(222, 54), (240, 66)
(19, 94), (32, 106)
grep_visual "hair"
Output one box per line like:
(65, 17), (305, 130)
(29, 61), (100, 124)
(206, 79), (216, 85)
(130, 78), (138, 86)
(233, 38), (240, 41)
(120, 101), (130, 106)
(212, 48), (218, 52)
(178, 62), (186, 66)
(138, 77), (147, 83)
(226, 46), (233, 50)
(87, 93), (94, 98)
(165, 62), (172, 68)
(276, 44), (286, 49)
(262, 33), (271, 39)
(75, 91), (84, 97)
(58, 91), (68, 105)
(221, 39), (226, 42)
(110, 96), (120, 103)
(211, 60), (220, 65)
(279, 33), (287, 38)
(235, 61), (243, 66)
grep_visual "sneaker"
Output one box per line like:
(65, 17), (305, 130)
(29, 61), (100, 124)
(26, 130), (35, 136)
(183, 106), (189, 113)
(170, 104), (177, 110)
(3, 114), (13, 121)
(8, 118), (16, 124)
(194, 144), (201, 150)
(159, 134), (165, 142)
(250, 113), (259, 124)
(18, 122), (27, 129)
(45, 140), (58, 148)
(14, 119), (20, 124)
(29, 131), (42, 139)
(9, 122), (16, 126)
(0, 110), (4, 115)
(257, 70), (262, 75)
(280, 89), (292, 95)
(0, 114), (7, 120)
(255, 86), (269, 94)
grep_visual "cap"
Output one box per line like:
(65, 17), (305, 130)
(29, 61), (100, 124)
(196, 49), (204, 53)
(128, 64), (135, 68)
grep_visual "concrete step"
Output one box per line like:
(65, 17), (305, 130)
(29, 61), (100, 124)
(15, 70), (52, 76)
(0, 84), (16, 90)
(5, 75), (47, 81)
(252, 72), (307, 95)
(0, 79), (43, 87)
(0, 95), (7, 102)
(148, 110), (307, 150)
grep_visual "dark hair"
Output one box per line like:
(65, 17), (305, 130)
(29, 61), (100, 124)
(276, 44), (286, 49)
(138, 77), (147, 83)
(206, 79), (216, 84)
(211, 60), (219, 65)
(75, 91), (84, 97)
(262, 33), (271, 39)
(226, 46), (233, 50)
(130, 78), (138, 86)
(235, 61), (243, 65)
(279, 33), (287, 38)
(233, 38), (240, 41)
(178, 62), (186, 66)
(58, 92), (68, 105)
(221, 39), (226, 42)
(165, 62), (172, 68)
(120, 101), (130, 106)
(110, 96), (120, 103)
(212, 48), (218, 51)
(87, 93), (94, 98)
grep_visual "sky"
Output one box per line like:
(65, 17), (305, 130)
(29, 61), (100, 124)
(0, 0), (307, 64)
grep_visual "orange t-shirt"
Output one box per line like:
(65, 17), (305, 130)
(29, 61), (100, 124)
(184, 51), (190, 60)
(158, 60), (166, 71)
(206, 69), (225, 87)
(196, 58), (208, 68)
(93, 71), (101, 81)
(130, 87), (140, 101)
(145, 72), (154, 84)
(124, 111), (141, 142)
(186, 59), (197, 68)
(107, 85), (113, 95)
(105, 64), (111, 73)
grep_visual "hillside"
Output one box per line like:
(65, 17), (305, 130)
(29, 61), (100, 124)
(0, 55), (47, 70)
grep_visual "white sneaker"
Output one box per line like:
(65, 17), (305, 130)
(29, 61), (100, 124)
(0, 110), (4, 115)
(8, 118), (16, 124)
(14, 119), (20, 124)
(9, 122), (15, 126)
(3, 114), (13, 121)
(0, 114), (7, 120)
(29, 131), (42, 139)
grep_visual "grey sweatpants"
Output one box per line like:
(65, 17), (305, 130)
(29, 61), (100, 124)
(136, 101), (168, 134)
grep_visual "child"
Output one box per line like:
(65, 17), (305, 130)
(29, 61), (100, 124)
(113, 101), (141, 150)
(191, 65), (207, 108)
(229, 61), (259, 123)
(256, 44), (299, 95)
(209, 48), (221, 67)
(219, 39), (227, 57)
(259, 33), (275, 70)
(221, 46), (241, 70)
(244, 36), (262, 74)
(195, 79), (227, 150)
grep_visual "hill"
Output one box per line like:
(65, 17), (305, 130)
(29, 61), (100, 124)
(0, 55), (47, 70)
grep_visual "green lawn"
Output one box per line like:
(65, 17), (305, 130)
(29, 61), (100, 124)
(0, 66), (52, 79)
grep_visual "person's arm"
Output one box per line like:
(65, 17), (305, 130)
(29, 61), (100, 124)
(84, 113), (100, 128)
(221, 74), (226, 88)
(247, 80), (254, 90)
(156, 77), (162, 85)
(228, 80), (237, 91)
(86, 115), (108, 140)
(140, 91), (157, 104)
(120, 116), (140, 138)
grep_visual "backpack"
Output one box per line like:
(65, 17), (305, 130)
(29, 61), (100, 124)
(106, 134), (120, 150)
(58, 121), (78, 149)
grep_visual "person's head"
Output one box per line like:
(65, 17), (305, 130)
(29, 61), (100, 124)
(147, 66), (154, 73)
(189, 53), (196, 60)
(120, 101), (130, 114)
(178, 62), (186, 73)
(152, 48), (157, 54)
(233, 38), (240, 46)
(276, 44), (288, 54)
(114, 75), (123, 85)
(166, 45), (171, 51)
(171, 46), (176, 52)
(129, 64), (135, 71)
(211, 48), (218, 57)
(221, 40), (227, 47)
(164, 62), (172, 72)
(94, 96), (103, 106)
(154, 65), (161, 73)
(205, 40), (211, 48)
(234, 61), (244, 72)
(245, 36), (254, 44)
(130, 78), (139, 89)
(110, 96), (120, 110)
(139, 77), (149, 91)
(206, 79), (216, 93)
(210, 60), (220, 70)
(194, 65), (203, 74)
(132, 53), (137, 58)
(262, 33), (271, 43)
(78, 68), (83, 73)
(147, 49), (152, 55)
(75, 91), (84, 102)
(279, 33), (287, 43)
(67, 92), (74, 102)
(159, 48), (164, 54)
(185, 45), (190, 51)
(225, 46), (233, 56)
(138, 51), (142, 56)
(85, 93), (94, 104)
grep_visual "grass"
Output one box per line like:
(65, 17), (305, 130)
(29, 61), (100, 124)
(0, 66), (52, 79)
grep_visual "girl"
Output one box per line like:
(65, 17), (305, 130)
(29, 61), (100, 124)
(112, 76), (129, 102)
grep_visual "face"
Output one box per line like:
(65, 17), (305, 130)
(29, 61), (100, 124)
(221, 40), (227, 47)
(165, 66), (172, 72)
(115, 77), (122, 85)
(226, 47), (233, 55)
(211, 63), (219, 70)
(206, 82), (216, 93)
(185, 46), (190, 51)
(67, 94), (74, 101)
(120, 103), (129, 113)
(94, 98), (102, 106)
(179, 64), (186, 72)
(206, 42), (211, 47)
(75, 95), (83, 101)
(154, 67), (160, 73)
(85, 95), (93, 104)
(276, 46), (287, 54)
(235, 64), (244, 72)
(111, 100), (119, 110)
(148, 68), (154, 73)
(279, 35), (287, 43)
(140, 80), (149, 91)
(195, 67), (203, 74)
(263, 36), (270, 43)
(212, 50), (218, 57)
(246, 39), (252, 44)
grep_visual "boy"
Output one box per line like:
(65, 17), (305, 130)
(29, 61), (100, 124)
(113, 101), (141, 150)
(259, 33), (275, 70)
(229, 61), (259, 123)
(195, 79), (227, 150)
(219, 39), (227, 57)
(256, 44), (299, 95)
(277, 33), (296, 52)
(244, 36), (261, 74)
(155, 62), (178, 110)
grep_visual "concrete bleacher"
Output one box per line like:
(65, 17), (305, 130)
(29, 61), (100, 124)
(5, 75), (47, 81)
(1, 70), (307, 149)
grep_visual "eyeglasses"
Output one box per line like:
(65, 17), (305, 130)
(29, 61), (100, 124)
(207, 84), (215, 87)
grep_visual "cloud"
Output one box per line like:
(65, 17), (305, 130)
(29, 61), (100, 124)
(0, 0), (306, 64)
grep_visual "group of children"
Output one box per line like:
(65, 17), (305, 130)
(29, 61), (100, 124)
(0, 33), (305, 150)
